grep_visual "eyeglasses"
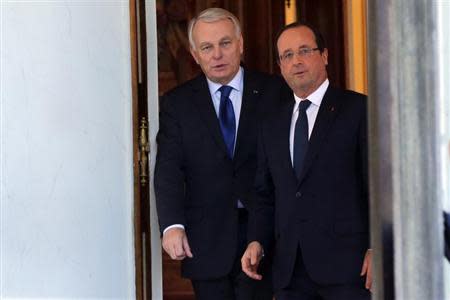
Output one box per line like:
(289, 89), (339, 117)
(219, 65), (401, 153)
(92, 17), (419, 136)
(279, 47), (320, 64)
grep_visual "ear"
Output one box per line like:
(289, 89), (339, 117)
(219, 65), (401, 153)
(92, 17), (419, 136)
(321, 48), (329, 66)
(190, 47), (200, 64)
(239, 35), (244, 55)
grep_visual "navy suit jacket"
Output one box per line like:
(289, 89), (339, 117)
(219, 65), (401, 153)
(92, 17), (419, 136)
(154, 70), (283, 280)
(248, 84), (369, 290)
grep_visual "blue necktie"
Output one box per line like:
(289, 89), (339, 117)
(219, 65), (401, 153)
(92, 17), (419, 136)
(218, 85), (236, 158)
(293, 100), (311, 180)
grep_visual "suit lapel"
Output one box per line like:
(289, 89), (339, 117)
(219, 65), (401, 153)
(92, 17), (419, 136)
(190, 75), (230, 157)
(297, 86), (341, 185)
(233, 71), (260, 168)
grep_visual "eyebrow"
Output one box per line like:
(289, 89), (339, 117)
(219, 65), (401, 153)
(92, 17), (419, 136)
(281, 49), (294, 55)
(281, 44), (313, 54)
(199, 42), (213, 48)
(198, 36), (234, 47)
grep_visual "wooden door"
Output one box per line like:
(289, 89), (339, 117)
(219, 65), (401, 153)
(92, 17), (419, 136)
(297, 0), (346, 88)
(130, 0), (153, 299)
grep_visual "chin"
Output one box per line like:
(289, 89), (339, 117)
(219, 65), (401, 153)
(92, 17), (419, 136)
(216, 75), (233, 83)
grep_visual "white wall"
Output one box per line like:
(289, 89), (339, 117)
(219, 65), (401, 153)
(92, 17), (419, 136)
(0, 2), (135, 298)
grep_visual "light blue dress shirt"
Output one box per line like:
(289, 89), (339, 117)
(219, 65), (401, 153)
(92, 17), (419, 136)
(206, 67), (244, 154)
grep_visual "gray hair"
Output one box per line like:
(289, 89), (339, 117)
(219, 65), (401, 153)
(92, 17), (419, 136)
(188, 7), (242, 50)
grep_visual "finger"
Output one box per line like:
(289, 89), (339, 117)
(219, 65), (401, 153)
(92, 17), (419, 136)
(171, 240), (186, 260)
(168, 244), (178, 260)
(163, 246), (173, 258)
(360, 257), (368, 276)
(174, 252), (186, 260)
(246, 269), (263, 281)
(250, 250), (260, 266)
(241, 254), (251, 272)
(173, 238), (186, 258)
(242, 263), (251, 276)
(174, 249), (186, 260)
(242, 254), (258, 278)
(244, 251), (262, 280)
(183, 236), (193, 258)
(365, 275), (372, 290)
(365, 263), (373, 289)
(241, 262), (260, 280)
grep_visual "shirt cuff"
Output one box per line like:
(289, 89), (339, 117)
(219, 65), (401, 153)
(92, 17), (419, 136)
(163, 224), (185, 235)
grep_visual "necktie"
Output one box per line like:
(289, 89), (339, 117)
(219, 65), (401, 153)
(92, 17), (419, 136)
(218, 85), (236, 158)
(293, 100), (311, 180)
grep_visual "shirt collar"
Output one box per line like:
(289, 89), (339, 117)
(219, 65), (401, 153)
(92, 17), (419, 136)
(207, 66), (243, 95)
(293, 78), (329, 108)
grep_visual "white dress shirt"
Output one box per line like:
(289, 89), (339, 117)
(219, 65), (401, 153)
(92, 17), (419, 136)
(289, 79), (329, 166)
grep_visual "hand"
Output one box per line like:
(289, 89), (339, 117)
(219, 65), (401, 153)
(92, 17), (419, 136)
(241, 241), (264, 280)
(360, 249), (373, 292)
(162, 228), (193, 260)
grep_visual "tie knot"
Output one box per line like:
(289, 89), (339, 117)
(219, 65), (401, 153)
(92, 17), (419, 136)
(219, 85), (233, 99)
(298, 100), (311, 113)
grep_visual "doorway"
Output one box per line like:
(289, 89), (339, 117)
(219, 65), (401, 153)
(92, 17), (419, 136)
(152, 1), (347, 299)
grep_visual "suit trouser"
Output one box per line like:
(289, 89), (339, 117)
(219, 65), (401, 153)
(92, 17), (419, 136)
(275, 246), (371, 300)
(191, 209), (273, 300)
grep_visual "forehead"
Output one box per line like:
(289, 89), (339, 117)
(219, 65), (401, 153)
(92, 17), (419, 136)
(192, 19), (236, 44)
(277, 26), (316, 52)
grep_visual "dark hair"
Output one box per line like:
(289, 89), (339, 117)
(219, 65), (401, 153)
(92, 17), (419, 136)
(275, 22), (326, 62)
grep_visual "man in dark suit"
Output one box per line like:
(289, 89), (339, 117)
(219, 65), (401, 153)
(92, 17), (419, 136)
(154, 7), (279, 300)
(241, 22), (372, 300)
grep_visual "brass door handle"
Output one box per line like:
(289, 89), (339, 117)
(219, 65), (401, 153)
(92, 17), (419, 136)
(139, 117), (150, 186)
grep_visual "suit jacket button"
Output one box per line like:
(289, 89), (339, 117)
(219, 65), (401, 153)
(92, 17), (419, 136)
(296, 192), (302, 198)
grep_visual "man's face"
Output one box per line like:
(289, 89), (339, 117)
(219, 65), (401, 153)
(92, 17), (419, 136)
(277, 26), (328, 98)
(190, 19), (243, 85)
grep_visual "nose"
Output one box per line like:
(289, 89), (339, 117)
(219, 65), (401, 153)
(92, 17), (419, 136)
(293, 51), (304, 64)
(212, 46), (223, 59)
